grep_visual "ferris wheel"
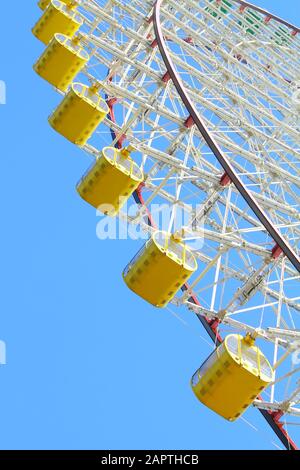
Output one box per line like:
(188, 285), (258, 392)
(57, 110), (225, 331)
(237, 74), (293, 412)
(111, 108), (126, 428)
(32, 0), (300, 450)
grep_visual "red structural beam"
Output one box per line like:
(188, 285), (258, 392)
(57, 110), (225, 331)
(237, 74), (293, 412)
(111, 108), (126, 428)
(105, 0), (299, 448)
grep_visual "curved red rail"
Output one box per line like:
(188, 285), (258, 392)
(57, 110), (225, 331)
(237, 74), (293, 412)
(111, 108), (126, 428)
(235, 0), (299, 32)
(234, 0), (300, 33)
(152, 0), (299, 450)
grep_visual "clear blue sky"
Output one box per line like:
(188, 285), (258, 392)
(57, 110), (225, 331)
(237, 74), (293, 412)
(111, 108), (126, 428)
(0, 1), (299, 450)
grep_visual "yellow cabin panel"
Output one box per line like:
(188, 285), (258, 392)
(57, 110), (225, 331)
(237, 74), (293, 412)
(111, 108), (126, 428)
(191, 335), (273, 421)
(49, 83), (109, 145)
(38, 0), (69, 10)
(77, 147), (144, 215)
(123, 231), (197, 308)
(32, 0), (82, 45)
(34, 34), (89, 92)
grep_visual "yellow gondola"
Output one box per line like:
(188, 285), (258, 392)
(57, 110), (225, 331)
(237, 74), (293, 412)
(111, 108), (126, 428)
(49, 83), (109, 146)
(34, 34), (89, 92)
(191, 334), (273, 421)
(32, 0), (82, 45)
(77, 147), (144, 216)
(123, 231), (197, 308)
